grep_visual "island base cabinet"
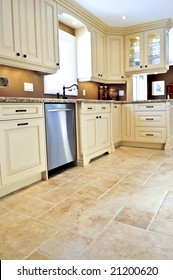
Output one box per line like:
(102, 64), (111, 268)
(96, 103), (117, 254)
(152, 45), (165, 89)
(0, 118), (46, 195)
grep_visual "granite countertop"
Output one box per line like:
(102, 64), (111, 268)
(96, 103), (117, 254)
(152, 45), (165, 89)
(0, 96), (172, 104)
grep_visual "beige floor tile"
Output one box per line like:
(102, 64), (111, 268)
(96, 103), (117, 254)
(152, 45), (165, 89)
(115, 207), (154, 229)
(81, 221), (173, 260)
(1, 193), (55, 218)
(0, 211), (57, 259)
(0, 206), (11, 217)
(149, 219), (173, 238)
(76, 184), (109, 199)
(39, 229), (92, 260)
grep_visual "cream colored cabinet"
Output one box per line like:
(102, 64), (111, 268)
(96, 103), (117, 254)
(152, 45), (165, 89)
(111, 103), (122, 144)
(106, 35), (126, 83)
(91, 27), (106, 81)
(77, 102), (111, 166)
(76, 26), (106, 82)
(134, 102), (167, 143)
(41, 0), (59, 72)
(0, 103), (46, 197)
(125, 28), (169, 74)
(0, 0), (59, 73)
(121, 104), (135, 141)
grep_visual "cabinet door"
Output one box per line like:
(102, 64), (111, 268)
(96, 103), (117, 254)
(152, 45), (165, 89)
(121, 104), (135, 141)
(83, 114), (98, 155)
(20, 0), (42, 65)
(0, 0), (20, 60)
(112, 104), (122, 143)
(98, 113), (111, 149)
(41, 0), (59, 70)
(107, 35), (125, 82)
(125, 32), (143, 72)
(91, 28), (106, 80)
(144, 28), (168, 70)
(0, 118), (45, 186)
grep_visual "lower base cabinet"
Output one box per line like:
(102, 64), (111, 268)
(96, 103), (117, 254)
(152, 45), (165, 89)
(77, 102), (111, 166)
(0, 103), (46, 197)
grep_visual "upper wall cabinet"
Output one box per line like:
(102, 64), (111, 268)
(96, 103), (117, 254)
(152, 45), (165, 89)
(106, 35), (126, 83)
(125, 28), (169, 74)
(76, 26), (106, 82)
(0, 0), (59, 73)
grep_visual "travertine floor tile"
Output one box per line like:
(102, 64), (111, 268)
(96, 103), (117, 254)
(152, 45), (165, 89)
(115, 207), (154, 229)
(1, 146), (173, 259)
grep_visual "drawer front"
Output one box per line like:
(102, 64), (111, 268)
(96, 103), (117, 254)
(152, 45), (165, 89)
(135, 103), (166, 111)
(135, 127), (166, 143)
(0, 103), (43, 120)
(98, 103), (110, 112)
(135, 111), (166, 127)
(82, 103), (98, 114)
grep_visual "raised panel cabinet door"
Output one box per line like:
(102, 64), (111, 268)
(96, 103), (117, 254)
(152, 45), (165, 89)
(98, 113), (111, 149)
(41, 0), (59, 70)
(107, 35), (125, 81)
(0, 0), (20, 59)
(20, 0), (42, 64)
(121, 104), (135, 141)
(0, 118), (45, 186)
(83, 114), (98, 155)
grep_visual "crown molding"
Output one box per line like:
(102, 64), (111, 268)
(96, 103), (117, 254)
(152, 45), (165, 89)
(56, 0), (173, 35)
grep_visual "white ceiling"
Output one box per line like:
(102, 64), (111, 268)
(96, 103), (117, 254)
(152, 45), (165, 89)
(74, 0), (173, 27)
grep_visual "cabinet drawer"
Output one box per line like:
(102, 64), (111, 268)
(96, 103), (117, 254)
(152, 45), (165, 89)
(135, 102), (166, 111)
(82, 103), (98, 113)
(98, 103), (110, 112)
(0, 103), (43, 120)
(135, 127), (166, 143)
(135, 111), (166, 127)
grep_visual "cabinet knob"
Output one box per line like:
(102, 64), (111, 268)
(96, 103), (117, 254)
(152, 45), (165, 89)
(96, 116), (99, 118)
(140, 65), (142, 68)
(16, 52), (20, 56)
(23, 54), (27, 58)
(56, 63), (59, 66)
(98, 74), (100, 76)
(121, 76), (124, 79)
(145, 65), (147, 68)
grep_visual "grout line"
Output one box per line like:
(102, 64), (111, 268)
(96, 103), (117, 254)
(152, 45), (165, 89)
(142, 161), (163, 186)
(146, 190), (169, 231)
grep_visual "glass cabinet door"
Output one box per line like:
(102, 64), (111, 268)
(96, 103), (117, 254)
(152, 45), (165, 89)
(125, 33), (143, 71)
(147, 32), (161, 65)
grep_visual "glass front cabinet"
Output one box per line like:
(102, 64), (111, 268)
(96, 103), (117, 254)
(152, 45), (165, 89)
(125, 28), (169, 73)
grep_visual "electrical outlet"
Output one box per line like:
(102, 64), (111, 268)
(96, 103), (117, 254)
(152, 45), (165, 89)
(83, 89), (86, 96)
(0, 76), (9, 87)
(24, 82), (34, 92)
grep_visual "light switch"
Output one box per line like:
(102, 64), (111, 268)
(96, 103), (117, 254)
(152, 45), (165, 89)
(24, 82), (34, 92)
(119, 90), (124, 96)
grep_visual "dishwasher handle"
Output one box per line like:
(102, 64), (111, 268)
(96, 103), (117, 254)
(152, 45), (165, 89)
(47, 108), (73, 112)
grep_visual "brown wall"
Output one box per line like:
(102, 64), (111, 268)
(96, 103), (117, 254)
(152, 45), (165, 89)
(147, 66), (173, 99)
(0, 65), (44, 98)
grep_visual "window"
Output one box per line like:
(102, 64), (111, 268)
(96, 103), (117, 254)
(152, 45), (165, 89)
(44, 29), (78, 96)
(133, 74), (147, 100)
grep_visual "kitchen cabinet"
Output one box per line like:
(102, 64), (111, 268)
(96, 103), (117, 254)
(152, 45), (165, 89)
(106, 35), (126, 83)
(121, 103), (135, 142)
(134, 102), (167, 144)
(77, 102), (111, 166)
(111, 103), (122, 144)
(0, 103), (46, 197)
(125, 28), (169, 74)
(0, 0), (59, 73)
(76, 26), (106, 82)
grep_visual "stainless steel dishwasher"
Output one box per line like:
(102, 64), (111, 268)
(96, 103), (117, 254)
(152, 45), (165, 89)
(44, 103), (76, 172)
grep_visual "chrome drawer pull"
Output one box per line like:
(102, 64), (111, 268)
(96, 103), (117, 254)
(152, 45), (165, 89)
(146, 106), (153, 108)
(17, 122), (29, 126)
(15, 109), (27, 112)
(146, 133), (154, 136)
(87, 107), (93, 110)
(146, 118), (154, 120)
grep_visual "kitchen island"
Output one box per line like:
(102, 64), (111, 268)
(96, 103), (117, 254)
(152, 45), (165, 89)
(0, 97), (173, 196)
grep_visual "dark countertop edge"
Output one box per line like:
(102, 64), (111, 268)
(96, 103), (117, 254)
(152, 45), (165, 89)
(0, 97), (172, 104)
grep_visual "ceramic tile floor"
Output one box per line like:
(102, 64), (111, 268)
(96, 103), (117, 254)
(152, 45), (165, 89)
(1, 146), (173, 259)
